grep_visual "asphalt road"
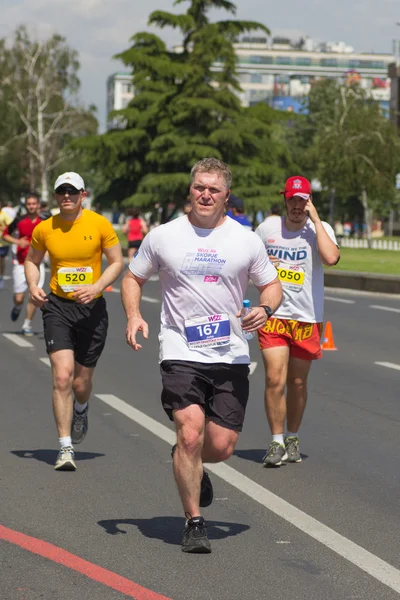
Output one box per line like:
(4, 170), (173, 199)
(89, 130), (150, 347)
(1, 270), (399, 600)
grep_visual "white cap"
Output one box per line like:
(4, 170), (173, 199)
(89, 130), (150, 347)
(54, 172), (85, 191)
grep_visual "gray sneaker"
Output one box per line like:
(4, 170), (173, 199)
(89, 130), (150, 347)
(55, 446), (76, 471)
(285, 436), (302, 463)
(262, 441), (288, 467)
(71, 405), (88, 444)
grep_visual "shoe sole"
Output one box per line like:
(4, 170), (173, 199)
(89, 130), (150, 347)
(71, 432), (87, 445)
(286, 457), (302, 463)
(55, 460), (77, 471)
(262, 452), (288, 467)
(182, 543), (212, 553)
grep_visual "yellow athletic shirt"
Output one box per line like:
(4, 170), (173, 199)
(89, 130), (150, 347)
(31, 209), (119, 300)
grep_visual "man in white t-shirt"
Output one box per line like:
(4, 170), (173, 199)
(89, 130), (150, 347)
(255, 176), (340, 467)
(122, 158), (282, 554)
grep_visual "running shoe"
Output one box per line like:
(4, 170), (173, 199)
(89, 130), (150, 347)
(181, 516), (211, 553)
(54, 446), (76, 471)
(284, 436), (302, 463)
(11, 306), (22, 322)
(171, 444), (213, 507)
(71, 404), (88, 444)
(21, 326), (34, 337)
(262, 441), (288, 467)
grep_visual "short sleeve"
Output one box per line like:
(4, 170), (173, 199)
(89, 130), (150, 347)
(31, 223), (46, 253)
(322, 221), (338, 246)
(100, 218), (119, 248)
(248, 235), (278, 287)
(129, 230), (159, 280)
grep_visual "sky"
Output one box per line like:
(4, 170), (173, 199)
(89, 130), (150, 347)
(2, 0), (400, 131)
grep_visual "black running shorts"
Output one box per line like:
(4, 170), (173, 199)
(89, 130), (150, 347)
(41, 293), (108, 367)
(160, 360), (250, 432)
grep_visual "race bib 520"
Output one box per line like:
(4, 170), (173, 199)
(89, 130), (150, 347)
(57, 267), (93, 292)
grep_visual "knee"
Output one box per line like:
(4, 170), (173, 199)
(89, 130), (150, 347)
(53, 370), (73, 392)
(208, 433), (238, 462)
(72, 376), (91, 397)
(178, 427), (203, 456)
(266, 372), (286, 391)
(287, 375), (307, 392)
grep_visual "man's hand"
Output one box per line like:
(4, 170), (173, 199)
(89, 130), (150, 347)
(29, 286), (48, 307)
(126, 316), (149, 351)
(18, 237), (30, 249)
(304, 198), (320, 224)
(236, 306), (269, 333)
(72, 284), (101, 305)
(268, 255), (280, 269)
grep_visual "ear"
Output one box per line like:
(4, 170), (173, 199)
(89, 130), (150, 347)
(81, 191), (88, 198)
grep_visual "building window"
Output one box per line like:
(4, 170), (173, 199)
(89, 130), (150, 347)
(276, 56), (293, 65)
(122, 83), (132, 94)
(250, 73), (262, 83)
(348, 60), (360, 68)
(295, 57), (311, 66)
(320, 59), (338, 67)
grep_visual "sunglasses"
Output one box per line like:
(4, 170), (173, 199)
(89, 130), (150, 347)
(55, 186), (81, 195)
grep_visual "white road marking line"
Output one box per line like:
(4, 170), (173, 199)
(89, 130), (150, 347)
(39, 357), (51, 367)
(375, 362), (400, 371)
(249, 361), (257, 376)
(2, 333), (33, 348)
(370, 305), (400, 314)
(95, 393), (400, 595)
(110, 288), (120, 293)
(325, 296), (355, 304)
(142, 296), (160, 303)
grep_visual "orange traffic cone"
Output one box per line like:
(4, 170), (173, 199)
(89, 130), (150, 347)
(104, 285), (113, 292)
(321, 321), (337, 351)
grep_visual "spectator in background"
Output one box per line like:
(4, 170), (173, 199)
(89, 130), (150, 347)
(227, 194), (252, 230)
(2, 200), (17, 221)
(183, 200), (192, 215)
(334, 220), (344, 245)
(39, 200), (52, 221)
(0, 200), (13, 289)
(123, 209), (149, 260)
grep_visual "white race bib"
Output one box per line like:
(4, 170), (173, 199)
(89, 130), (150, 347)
(184, 313), (230, 350)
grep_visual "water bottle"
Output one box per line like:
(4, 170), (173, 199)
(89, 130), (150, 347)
(241, 299), (254, 340)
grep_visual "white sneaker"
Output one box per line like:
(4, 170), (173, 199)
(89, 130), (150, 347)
(22, 326), (34, 337)
(55, 446), (76, 471)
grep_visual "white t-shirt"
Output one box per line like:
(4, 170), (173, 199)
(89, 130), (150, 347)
(255, 216), (337, 323)
(130, 215), (278, 364)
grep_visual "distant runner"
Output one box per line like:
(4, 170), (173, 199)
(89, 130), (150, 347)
(255, 176), (340, 466)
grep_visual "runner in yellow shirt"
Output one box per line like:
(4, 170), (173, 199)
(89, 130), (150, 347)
(25, 172), (124, 471)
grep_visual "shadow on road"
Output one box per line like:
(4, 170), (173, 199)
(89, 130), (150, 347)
(11, 449), (105, 466)
(98, 516), (250, 546)
(234, 449), (309, 463)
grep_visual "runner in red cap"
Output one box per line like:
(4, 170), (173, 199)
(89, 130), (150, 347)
(255, 176), (340, 467)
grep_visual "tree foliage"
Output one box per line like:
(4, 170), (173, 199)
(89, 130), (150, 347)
(0, 26), (97, 203)
(76, 0), (292, 215)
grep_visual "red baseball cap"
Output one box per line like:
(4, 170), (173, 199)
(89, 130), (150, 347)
(280, 176), (312, 200)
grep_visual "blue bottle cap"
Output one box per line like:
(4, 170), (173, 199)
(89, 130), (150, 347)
(243, 299), (251, 308)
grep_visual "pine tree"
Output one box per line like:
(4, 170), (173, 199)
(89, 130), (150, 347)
(76, 1), (291, 216)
